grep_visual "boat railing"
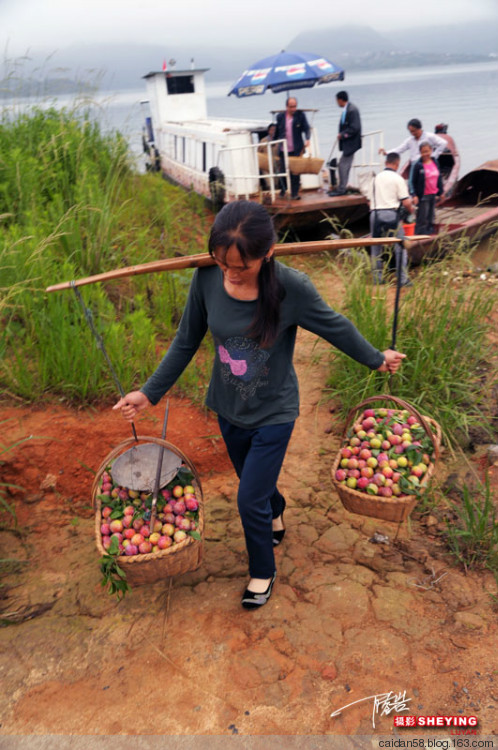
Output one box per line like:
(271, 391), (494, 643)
(217, 139), (290, 202)
(327, 129), (385, 192)
(349, 130), (384, 194)
(218, 130), (385, 200)
(354, 129), (385, 174)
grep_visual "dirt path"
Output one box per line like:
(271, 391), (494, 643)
(1, 271), (498, 737)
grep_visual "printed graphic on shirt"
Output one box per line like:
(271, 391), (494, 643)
(217, 337), (270, 400)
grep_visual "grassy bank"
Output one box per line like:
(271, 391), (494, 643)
(325, 249), (497, 449)
(2, 104), (497, 453)
(0, 104), (212, 402)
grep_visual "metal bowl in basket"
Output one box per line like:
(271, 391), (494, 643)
(92, 436), (204, 585)
(331, 395), (442, 523)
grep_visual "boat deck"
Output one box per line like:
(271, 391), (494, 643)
(435, 203), (495, 228)
(406, 199), (498, 264)
(262, 189), (369, 229)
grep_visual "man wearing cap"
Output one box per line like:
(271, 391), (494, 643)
(328, 91), (362, 196)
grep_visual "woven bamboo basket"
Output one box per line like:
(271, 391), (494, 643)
(331, 395), (442, 523)
(257, 152), (276, 172)
(288, 155), (324, 175)
(92, 436), (204, 585)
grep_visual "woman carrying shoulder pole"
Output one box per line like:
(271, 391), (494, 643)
(114, 201), (406, 610)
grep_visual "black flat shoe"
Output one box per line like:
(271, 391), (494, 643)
(272, 498), (286, 546)
(241, 572), (276, 610)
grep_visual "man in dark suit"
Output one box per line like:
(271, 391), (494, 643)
(274, 96), (310, 200)
(329, 91), (362, 196)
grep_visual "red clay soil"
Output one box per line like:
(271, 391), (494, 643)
(1, 273), (498, 738)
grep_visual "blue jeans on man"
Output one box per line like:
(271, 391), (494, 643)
(279, 152), (301, 199)
(370, 209), (410, 285)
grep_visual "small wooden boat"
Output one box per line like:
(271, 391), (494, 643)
(405, 160), (498, 264)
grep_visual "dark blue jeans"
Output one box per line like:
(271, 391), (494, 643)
(218, 416), (295, 578)
(279, 151), (301, 198)
(415, 194), (436, 235)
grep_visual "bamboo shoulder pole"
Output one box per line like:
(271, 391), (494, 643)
(45, 236), (430, 293)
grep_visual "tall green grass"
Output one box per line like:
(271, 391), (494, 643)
(0, 102), (212, 402)
(324, 249), (496, 448)
(444, 476), (498, 574)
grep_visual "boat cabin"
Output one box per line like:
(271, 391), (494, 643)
(141, 67), (384, 229)
(142, 68), (324, 202)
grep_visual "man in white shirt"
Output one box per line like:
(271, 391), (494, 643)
(370, 152), (414, 286)
(380, 118), (447, 167)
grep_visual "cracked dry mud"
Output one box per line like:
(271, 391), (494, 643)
(1, 265), (497, 736)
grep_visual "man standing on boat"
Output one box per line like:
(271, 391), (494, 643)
(369, 152), (414, 287)
(380, 119), (447, 174)
(275, 97), (310, 200)
(328, 91), (362, 197)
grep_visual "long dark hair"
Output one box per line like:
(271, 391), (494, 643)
(208, 201), (285, 348)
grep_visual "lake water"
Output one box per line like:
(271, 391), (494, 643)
(88, 60), (498, 178)
(4, 61), (496, 180)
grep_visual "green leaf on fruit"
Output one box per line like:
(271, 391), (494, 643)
(399, 476), (411, 490)
(108, 536), (120, 555)
(188, 530), (201, 540)
(176, 467), (194, 485)
(405, 446), (423, 464)
(99, 536), (130, 601)
(399, 475), (421, 496)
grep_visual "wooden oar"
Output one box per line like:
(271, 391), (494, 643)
(45, 235), (430, 292)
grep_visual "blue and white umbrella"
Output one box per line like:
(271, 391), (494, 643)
(228, 50), (345, 98)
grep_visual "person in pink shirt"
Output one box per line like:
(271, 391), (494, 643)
(410, 142), (443, 235)
(274, 97), (310, 200)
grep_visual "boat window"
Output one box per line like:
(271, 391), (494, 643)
(166, 75), (195, 95)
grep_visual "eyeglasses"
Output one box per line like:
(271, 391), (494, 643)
(212, 255), (254, 272)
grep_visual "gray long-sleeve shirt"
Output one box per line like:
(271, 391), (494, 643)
(141, 262), (384, 428)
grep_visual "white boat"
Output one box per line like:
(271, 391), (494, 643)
(141, 67), (384, 231)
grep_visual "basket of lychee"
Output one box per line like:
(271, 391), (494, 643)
(92, 436), (204, 589)
(331, 395), (441, 523)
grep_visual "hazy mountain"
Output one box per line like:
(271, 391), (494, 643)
(2, 42), (273, 92)
(3, 22), (496, 94)
(390, 21), (498, 56)
(289, 25), (397, 56)
(289, 21), (498, 60)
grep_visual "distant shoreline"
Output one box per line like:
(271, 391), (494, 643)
(1, 55), (496, 99)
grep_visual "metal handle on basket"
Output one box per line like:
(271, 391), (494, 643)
(91, 435), (203, 510)
(341, 394), (439, 459)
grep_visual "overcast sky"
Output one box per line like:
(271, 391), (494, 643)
(2, 0), (497, 56)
